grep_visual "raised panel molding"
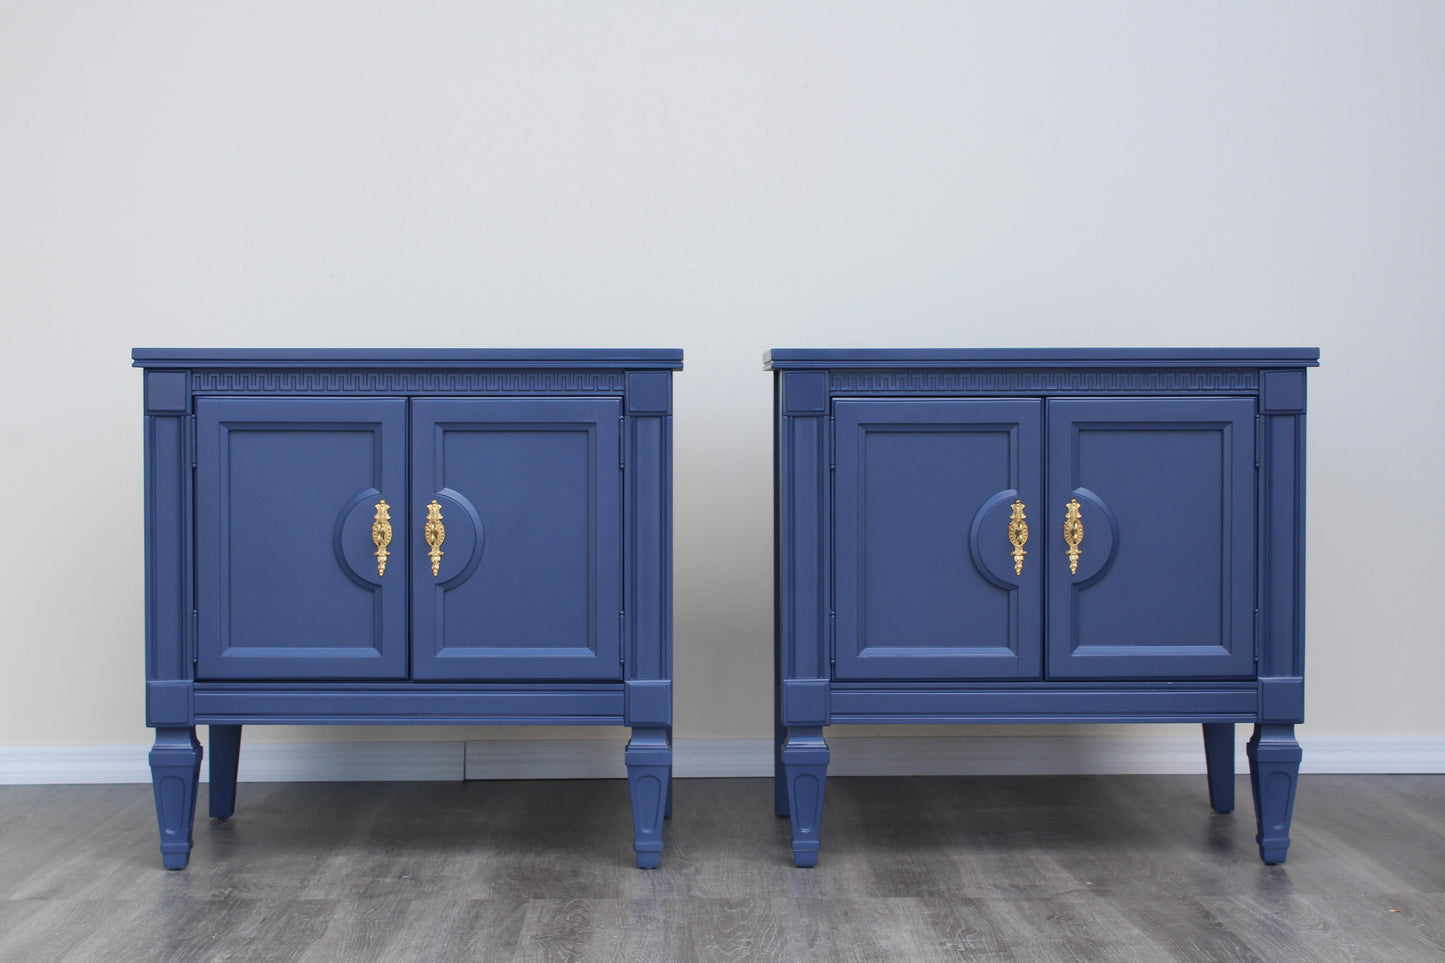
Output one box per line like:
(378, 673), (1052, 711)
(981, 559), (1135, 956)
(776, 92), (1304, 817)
(829, 368), (1260, 395)
(193, 370), (627, 395)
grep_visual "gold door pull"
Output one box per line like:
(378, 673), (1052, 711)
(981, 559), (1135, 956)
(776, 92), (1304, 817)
(1063, 498), (1084, 575)
(1007, 499), (1029, 576)
(424, 500), (446, 576)
(372, 500), (393, 577)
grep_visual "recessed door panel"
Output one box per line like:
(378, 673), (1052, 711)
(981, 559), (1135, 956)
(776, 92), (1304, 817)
(195, 398), (409, 680)
(411, 398), (623, 680)
(1046, 398), (1256, 679)
(834, 399), (1043, 680)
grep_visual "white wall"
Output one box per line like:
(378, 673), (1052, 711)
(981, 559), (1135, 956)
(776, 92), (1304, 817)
(1, 1), (1441, 755)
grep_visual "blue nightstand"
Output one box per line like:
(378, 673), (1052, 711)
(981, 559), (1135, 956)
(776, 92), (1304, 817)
(768, 348), (1317, 867)
(136, 349), (681, 869)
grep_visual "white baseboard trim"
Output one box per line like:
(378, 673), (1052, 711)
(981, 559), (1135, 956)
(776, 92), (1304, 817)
(2, 734), (1443, 785)
(0, 740), (467, 785)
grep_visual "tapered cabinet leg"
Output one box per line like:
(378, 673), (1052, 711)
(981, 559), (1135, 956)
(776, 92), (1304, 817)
(1202, 722), (1235, 813)
(208, 725), (242, 820)
(783, 726), (829, 867)
(149, 727), (203, 870)
(626, 727), (671, 869)
(1247, 724), (1301, 865)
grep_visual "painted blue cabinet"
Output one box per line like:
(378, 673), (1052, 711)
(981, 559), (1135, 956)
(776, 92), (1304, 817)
(769, 349), (1317, 867)
(833, 399), (1044, 681)
(408, 398), (624, 682)
(136, 349), (681, 869)
(195, 398), (411, 680)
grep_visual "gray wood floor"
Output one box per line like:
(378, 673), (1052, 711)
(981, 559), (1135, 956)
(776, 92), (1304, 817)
(0, 774), (1441, 962)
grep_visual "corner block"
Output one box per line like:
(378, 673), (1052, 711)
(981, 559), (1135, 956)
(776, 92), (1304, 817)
(145, 371), (190, 413)
(782, 679), (829, 726)
(625, 680), (672, 727)
(1261, 370), (1306, 413)
(146, 681), (194, 727)
(781, 371), (828, 414)
(626, 371), (671, 414)
(1259, 677), (1305, 723)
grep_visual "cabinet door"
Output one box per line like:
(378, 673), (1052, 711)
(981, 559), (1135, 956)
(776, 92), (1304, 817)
(195, 398), (409, 680)
(1046, 398), (1256, 679)
(833, 400), (1043, 680)
(410, 398), (623, 681)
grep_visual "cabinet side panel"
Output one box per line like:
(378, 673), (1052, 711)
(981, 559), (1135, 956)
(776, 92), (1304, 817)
(625, 396), (672, 721)
(145, 413), (192, 687)
(777, 373), (830, 710)
(1260, 411), (1306, 721)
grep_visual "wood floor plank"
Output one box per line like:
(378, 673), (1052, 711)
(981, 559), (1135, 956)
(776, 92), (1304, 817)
(0, 899), (136, 962)
(375, 898), (530, 963)
(0, 774), (1439, 962)
(681, 897), (786, 963)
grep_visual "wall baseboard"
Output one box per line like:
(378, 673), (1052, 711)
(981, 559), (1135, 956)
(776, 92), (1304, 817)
(2, 733), (1442, 785)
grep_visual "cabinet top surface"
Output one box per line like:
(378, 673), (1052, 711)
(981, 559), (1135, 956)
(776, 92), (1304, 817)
(763, 347), (1319, 370)
(133, 348), (683, 369)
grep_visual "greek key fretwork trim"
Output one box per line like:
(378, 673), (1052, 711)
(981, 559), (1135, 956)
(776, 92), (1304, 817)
(828, 369), (1260, 395)
(193, 370), (626, 395)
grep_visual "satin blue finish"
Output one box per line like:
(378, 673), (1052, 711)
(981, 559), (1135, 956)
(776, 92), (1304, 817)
(207, 725), (242, 819)
(765, 347), (1320, 368)
(625, 727), (672, 868)
(148, 728), (202, 871)
(1046, 397), (1257, 680)
(195, 398), (410, 680)
(192, 683), (627, 724)
(410, 398), (623, 681)
(135, 348), (684, 368)
(828, 683), (1259, 721)
(1202, 722), (1235, 813)
(833, 399), (1043, 680)
(771, 348), (1316, 867)
(136, 349), (679, 870)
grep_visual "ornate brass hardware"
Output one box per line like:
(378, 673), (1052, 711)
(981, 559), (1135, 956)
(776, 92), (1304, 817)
(1007, 499), (1028, 575)
(1063, 498), (1083, 575)
(424, 500), (445, 576)
(371, 500), (392, 577)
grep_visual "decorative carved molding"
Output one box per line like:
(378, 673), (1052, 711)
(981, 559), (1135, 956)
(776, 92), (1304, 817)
(193, 370), (626, 394)
(828, 369), (1260, 394)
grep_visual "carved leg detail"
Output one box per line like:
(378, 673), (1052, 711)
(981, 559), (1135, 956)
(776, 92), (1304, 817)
(149, 727), (203, 870)
(783, 726), (829, 867)
(1247, 724), (1301, 865)
(208, 725), (242, 820)
(626, 727), (671, 869)
(1202, 722), (1235, 813)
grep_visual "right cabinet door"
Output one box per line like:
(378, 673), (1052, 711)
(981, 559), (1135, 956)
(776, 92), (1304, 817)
(408, 397), (624, 681)
(1045, 398), (1257, 680)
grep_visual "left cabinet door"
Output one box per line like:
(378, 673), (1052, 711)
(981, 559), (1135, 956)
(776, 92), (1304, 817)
(195, 398), (410, 680)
